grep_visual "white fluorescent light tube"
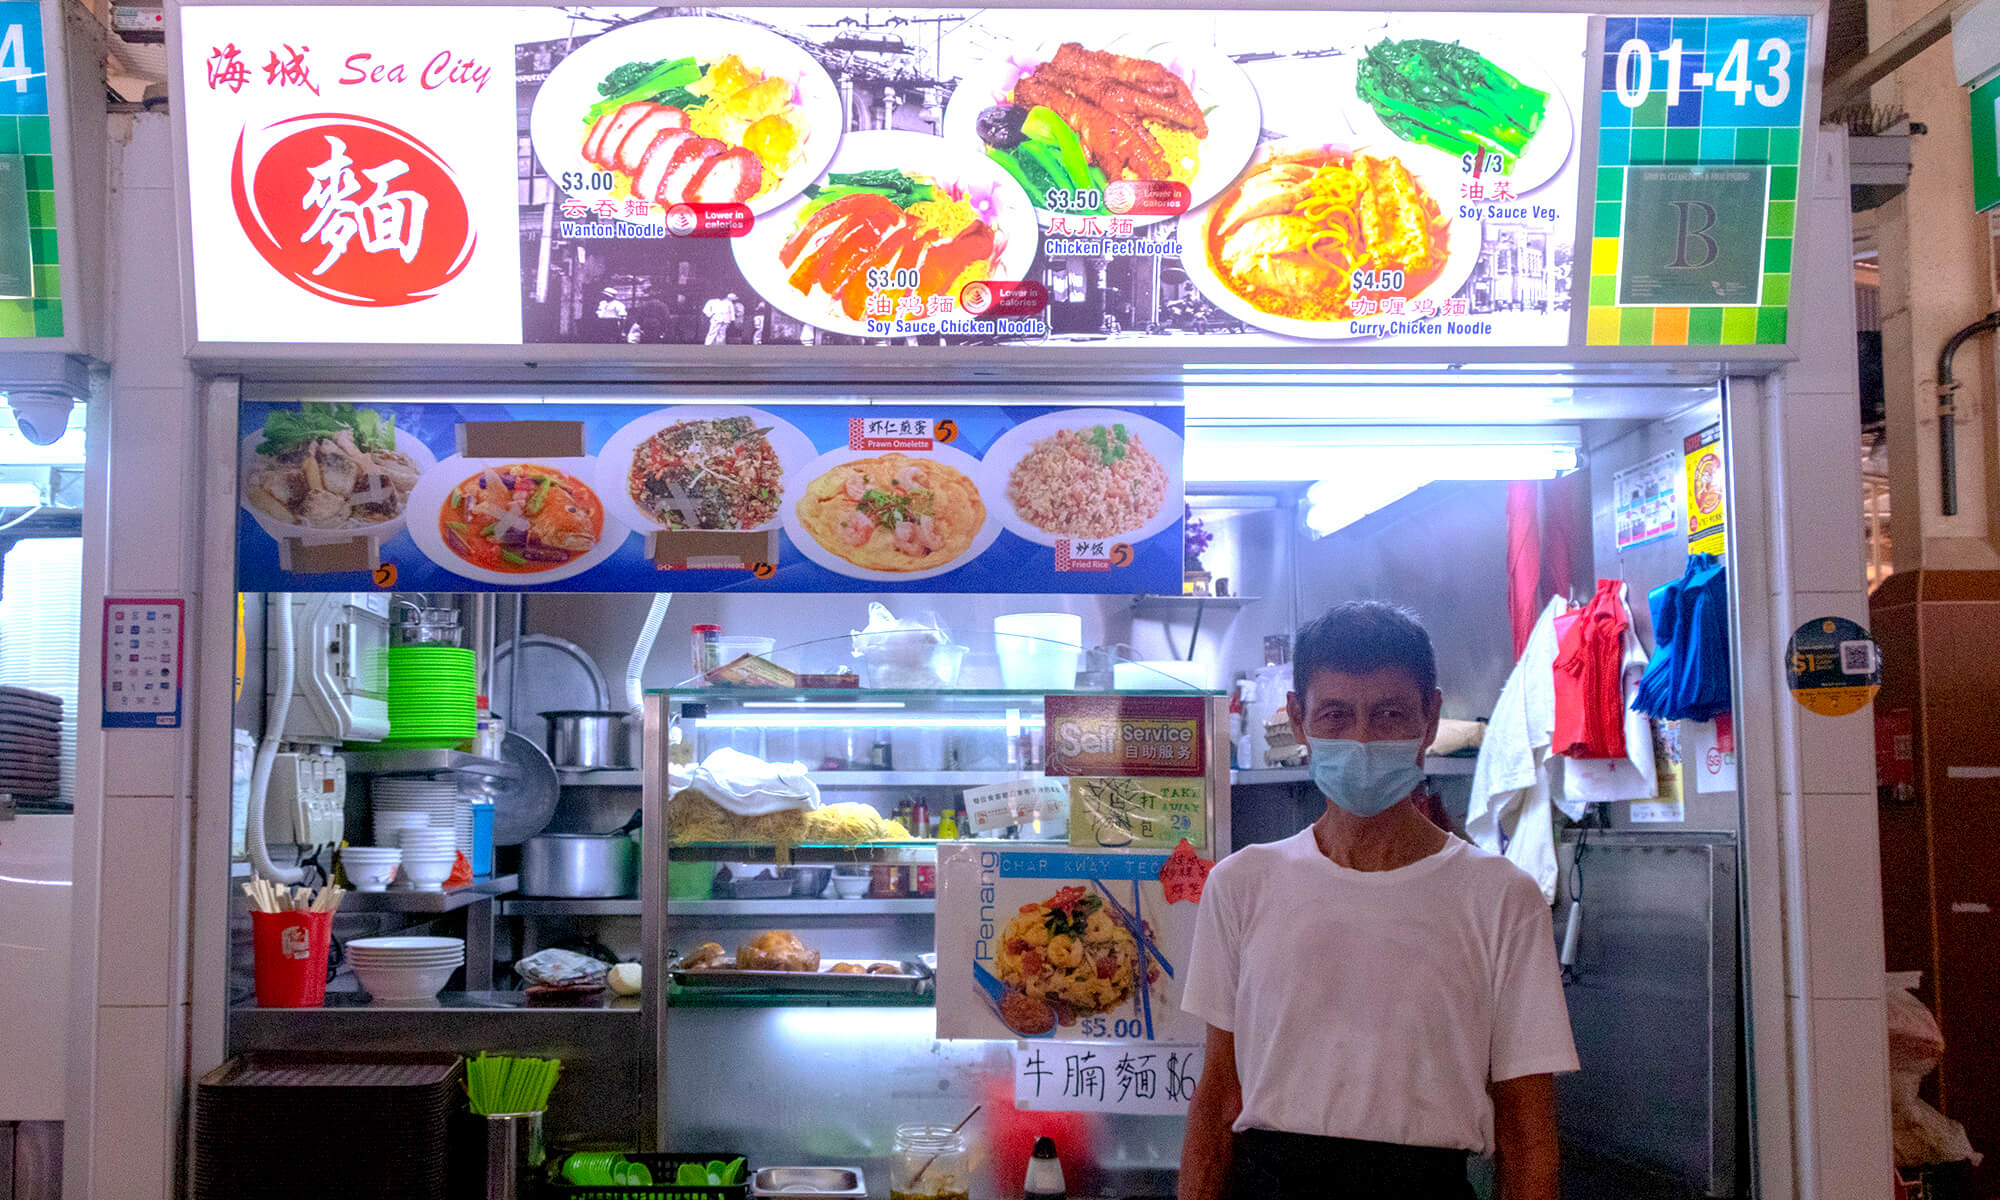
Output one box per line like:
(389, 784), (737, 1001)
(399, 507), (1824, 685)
(739, 701), (909, 710)
(1184, 426), (1581, 483)
(695, 714), (1046, 730)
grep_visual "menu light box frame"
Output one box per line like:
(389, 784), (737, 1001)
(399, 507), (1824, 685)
(168, 1), (1823, 369)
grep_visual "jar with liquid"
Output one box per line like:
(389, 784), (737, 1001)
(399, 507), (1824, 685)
(890, 1123), (970, 1200)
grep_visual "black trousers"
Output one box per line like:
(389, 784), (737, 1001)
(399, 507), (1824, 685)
(1227, 1128), (1475, 1199)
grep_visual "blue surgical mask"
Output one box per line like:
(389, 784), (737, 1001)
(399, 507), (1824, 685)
(1307, 737), (1426, 818)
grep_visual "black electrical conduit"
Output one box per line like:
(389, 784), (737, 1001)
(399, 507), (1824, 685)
(1937, 312), (2000, 517)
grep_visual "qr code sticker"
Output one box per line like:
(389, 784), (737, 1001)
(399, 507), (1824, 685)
(1839, 640), (1876, 675)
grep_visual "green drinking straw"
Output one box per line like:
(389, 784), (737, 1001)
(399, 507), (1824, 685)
(466, 1052), (563, 1115)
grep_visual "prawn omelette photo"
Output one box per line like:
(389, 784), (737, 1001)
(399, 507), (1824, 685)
(796, 453), (985, 573)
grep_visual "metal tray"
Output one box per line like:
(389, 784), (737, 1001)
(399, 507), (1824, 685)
(750, 1166), (866, 1198)
(669, 958), (930, 995)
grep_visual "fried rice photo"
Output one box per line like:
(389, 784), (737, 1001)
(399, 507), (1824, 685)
(994, 885), (1159, 1027)
(1006, 422), (1169, 538)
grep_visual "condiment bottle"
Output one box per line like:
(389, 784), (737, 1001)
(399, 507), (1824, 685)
(938, 808), (960, 840)
(914, 799), (931, 840)
(1024, 1136), (1065, 1200)
(690, 624), (722, 682)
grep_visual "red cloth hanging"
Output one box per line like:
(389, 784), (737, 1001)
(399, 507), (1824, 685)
(1552, 579), (1630, 760)
(1506, 481), (1542, 658)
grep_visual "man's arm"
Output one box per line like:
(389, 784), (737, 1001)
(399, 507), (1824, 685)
(1177, 1026), (1241, 1200)
(1491, 1073), (1559, 1200)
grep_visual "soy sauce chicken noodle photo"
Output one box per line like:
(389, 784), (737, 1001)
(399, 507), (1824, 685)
(628, 417), (783, 530)
(580, 52), (803, 207)
(441, 464), (604, 573)
(246, 404), (421, 529)
(779, 170), (1001, 322)
(1206, 149), (1450, 322)
(977, 42), (1207, 211)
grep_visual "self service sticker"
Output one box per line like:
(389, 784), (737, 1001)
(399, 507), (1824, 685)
(1786, 617), (1880, 716)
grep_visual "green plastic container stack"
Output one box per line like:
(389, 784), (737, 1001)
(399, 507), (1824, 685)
(382, 646), (477, 749)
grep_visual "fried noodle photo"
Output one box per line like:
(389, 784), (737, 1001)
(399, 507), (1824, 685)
(1006, 423), (1168, 538)
(795, 453), (985, 573)
(244, 404), (422, 530)
(976, 42), (1207, 211)
(627, 416), (784, 531)
(778, 169), (1005, 323)
(1204, 148), (1451, 323)
(995, 885), (1160, 1030)
(580, 52), (804, 207)
(440, 464), (604, 574)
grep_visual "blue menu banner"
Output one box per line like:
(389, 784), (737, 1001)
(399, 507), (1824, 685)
(236, 400), (1183, 594)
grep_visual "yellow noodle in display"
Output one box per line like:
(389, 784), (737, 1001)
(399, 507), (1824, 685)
(1205, 150), (1450, 324)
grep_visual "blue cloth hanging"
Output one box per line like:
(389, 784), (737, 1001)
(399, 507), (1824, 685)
(1633, 554), (1731, 721)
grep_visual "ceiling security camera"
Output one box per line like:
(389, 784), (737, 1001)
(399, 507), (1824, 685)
(8, 390), (74, 447)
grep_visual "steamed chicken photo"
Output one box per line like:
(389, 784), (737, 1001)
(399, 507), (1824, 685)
(245, 404), (422, 530)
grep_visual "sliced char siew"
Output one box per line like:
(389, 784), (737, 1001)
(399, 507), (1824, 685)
(633, 129), (696, 204)
(614, 106), (690, 174)
(588, 103), (660, 169)
(688, 147), (765, 205)
(656, 137), (726, 205)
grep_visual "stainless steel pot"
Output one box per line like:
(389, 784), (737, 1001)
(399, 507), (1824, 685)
(518, 833), (637, 898)
(539, 709), (631, 769)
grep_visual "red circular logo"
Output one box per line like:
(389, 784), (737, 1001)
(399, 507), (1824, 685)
(231, 113), (474, 307)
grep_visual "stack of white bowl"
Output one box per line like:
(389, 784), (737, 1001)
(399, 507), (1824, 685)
(339, 846), (403, 893)
(371, 779), (474, 859)
(345, 936), (464, 1002)
(396, 827), (458, 892)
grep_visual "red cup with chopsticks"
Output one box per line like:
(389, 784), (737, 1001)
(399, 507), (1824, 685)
(251, 909), (333, 1007)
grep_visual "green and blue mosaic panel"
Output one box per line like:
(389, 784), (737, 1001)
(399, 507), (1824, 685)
(0, 2), (59, 339)
(1587, 14), (1809, 347)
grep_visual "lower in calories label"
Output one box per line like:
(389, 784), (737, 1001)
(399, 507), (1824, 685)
(1104, 179), (1191, 217)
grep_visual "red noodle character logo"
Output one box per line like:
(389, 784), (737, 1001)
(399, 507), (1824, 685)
(231, 113), (474, 306)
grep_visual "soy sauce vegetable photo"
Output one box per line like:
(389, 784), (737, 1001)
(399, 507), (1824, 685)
(1354, 38), (1548, 166)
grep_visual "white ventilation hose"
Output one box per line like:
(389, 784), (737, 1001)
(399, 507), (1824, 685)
(626, 593), (674, 713)
(246, 594), (304, 884)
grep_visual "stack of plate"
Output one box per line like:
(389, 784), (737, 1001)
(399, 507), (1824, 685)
(345, 936), (465, 1003)
(0, 539), (80, 805)
(383, 646), (476, 749)
(370, 779), (473, 859)
(193, 1053), (459, 1199)
(0, 688), (62, 799)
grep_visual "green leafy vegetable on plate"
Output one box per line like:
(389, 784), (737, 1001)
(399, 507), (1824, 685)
(800, 169), (940, 219)
(1355, 38), (1548, 164)
(256, 402), (398, 459)
(586, 56), (705, 126)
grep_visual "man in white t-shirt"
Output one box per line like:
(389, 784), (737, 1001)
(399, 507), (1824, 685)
(1179, 601), (1578, 1200)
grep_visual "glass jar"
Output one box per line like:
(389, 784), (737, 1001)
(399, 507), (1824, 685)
(890, 1123), (970, 1200)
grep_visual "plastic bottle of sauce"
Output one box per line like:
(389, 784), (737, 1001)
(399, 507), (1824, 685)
(1024, 1136), (1065, 1200)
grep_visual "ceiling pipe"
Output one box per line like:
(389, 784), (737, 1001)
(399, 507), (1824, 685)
(1935, 311), (2000, 516)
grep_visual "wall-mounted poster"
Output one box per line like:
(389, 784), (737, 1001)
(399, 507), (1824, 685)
(936, 844), (1204, 1044)
(178, 5), (1592, 350)
(235, 399), (1183, 594)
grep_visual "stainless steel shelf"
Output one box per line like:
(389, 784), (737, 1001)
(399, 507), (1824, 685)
(669, 898), (936, 917)
(332, 875), (517, 913)
(1132, 594), (1261, 612)
(233, 989), (641, 1015)
(340, 748), (519, 781)
(503, 897), (643, 917)
(668, 841), (941, 865)
(1232, 757), (1476, 786)
(558, 767), (642, 788)
(813, 770), (1026, 788)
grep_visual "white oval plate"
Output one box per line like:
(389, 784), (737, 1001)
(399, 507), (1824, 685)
(595, 405), (817, 535)
(528, 15), (842, 217)
(983, 408), (1185, 549)
(780, 442), (1000, 582)
(940, 34), (1261, 228)
(731, 130), (1039, 340)
(1176, 139), (1482, 342)
(406, 456), (628, 586)
(239, 422), (438, 546)
(1331, 23), (1574, 194)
